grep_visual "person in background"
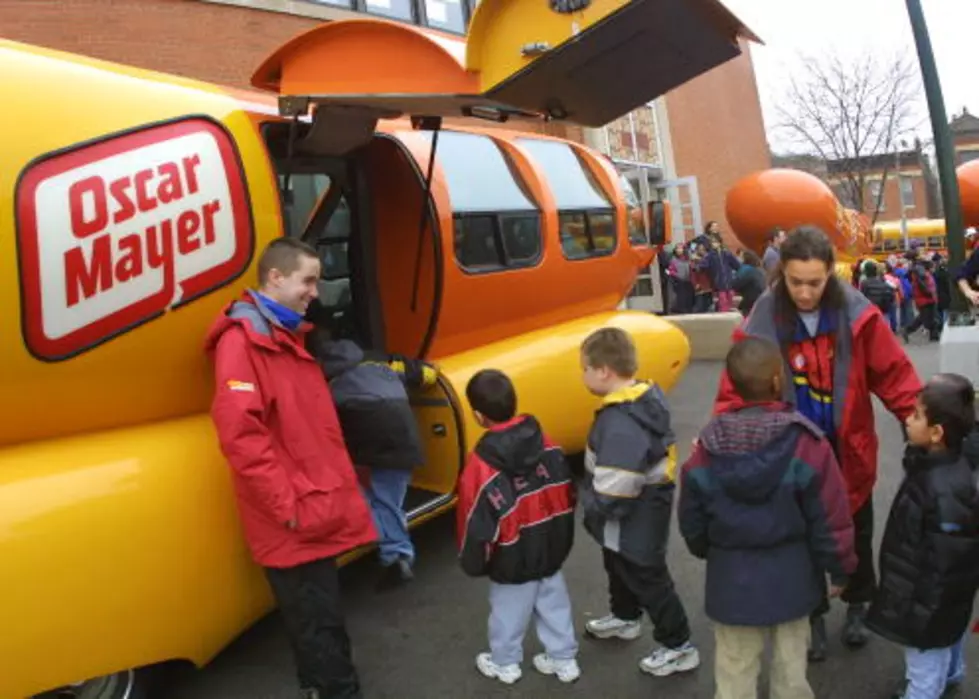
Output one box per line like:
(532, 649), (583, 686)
(859, 262), (896, 328)
(732, 250), (766, 317)
(955, 229), (979, 307)
(903, 254), (940, 343)
(867, 373), (979, 699)
(690, 242), (714, 314)
(712, 226), (921, 663)
(882, 262), (904, 333)
(680, 337), (856, 699)
(457, 370), (579, 685)
(699, 236), (741, 313)
(895, 260), (915, 330)
(932, 253), (951, 328)
(762, 227), (786, 277)
(318, 338), (437, 590)
(206, 238), (375, 699)
(667, 242), (695, 314)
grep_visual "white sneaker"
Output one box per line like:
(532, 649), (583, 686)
(475, 652), (522, 684)
(639, 642), (701, 677)
(585, 614), (643, 640)
(532, 653), (581, 683)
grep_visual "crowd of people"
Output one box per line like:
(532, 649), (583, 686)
(661, 221), (773, 317)
(206, 226), (979, 699)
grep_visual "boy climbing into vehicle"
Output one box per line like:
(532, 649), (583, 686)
(456, 369), (579, 686)
(578, 327), (699, 678)
(867, 373), (979, 699)
(318, 338), (437, 590)
(679, 337), (856, 699)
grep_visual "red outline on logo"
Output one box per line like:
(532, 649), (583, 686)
(16, 117), (253, 361)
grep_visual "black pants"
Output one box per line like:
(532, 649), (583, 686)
(603, 547), (691, 649)
(812, 497), (876, 617)
(265, 557), (362, 699)
(907, 303), (940, 340)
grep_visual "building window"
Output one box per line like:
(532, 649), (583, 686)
(364, 0), (415, 22)
(422, 131), (542, 272)
(867, 181), (884, 211)
(423, 0), (465, 33)
(516, 138), (618, 259)
(899, 176), (914, 208)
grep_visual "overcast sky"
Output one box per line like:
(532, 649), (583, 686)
(721, 0), (977, 152)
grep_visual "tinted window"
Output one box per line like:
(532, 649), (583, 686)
(279, 174), (330, 240)
(500, 214), (541, 263)
(559, 212), (589, 260)
(421, 131), (537, 213)
(928, 236), (944, 248)
(454, 215), (500, 270)
(516, 138), (611, 210)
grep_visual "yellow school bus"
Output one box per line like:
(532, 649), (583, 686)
(870, 219), (948, 259)
(0, 2), (757, 696)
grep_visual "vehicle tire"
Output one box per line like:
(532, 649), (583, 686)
(34, 669), (151, 699)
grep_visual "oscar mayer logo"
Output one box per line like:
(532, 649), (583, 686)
(16, 118), (253, 360)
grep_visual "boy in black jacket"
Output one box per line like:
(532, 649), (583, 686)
(578, 327), (698, 678)
(456, 370), (579, 685)
(867, 373), (979, 699)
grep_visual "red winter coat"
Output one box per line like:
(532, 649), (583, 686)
(205, 291), (376, 568)
(714, 285), (921, 514)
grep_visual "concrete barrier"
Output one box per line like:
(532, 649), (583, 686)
(665, 312), (743, 360)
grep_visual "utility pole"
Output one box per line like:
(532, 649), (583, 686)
(904, 0), (968, 316)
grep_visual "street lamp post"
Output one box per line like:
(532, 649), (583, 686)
(904, 0), (968, 316)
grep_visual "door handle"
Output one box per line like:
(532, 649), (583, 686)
(432, 424), (447, 437)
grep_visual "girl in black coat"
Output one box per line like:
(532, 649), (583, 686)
(867, 373), (979, 699)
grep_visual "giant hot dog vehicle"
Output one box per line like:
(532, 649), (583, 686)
(0, 0), (759, 696)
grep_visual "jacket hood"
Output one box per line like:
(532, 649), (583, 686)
(700, 405), (816, 503)
(319, 339), (365, 379)
(476, 415), (547, 476)
(601, 382), (671, 436)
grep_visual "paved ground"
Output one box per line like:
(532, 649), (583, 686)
(165, 340), (978, 699)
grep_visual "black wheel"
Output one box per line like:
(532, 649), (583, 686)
(34, 670), (150, 699)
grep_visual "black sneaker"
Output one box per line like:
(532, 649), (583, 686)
(807, 615), (828, 663)
(376, 557), (414, 592)
(299, 688), (321, 699)
(842, 604), (869, 649)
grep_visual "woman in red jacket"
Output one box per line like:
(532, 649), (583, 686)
(713, 226), (921, 663)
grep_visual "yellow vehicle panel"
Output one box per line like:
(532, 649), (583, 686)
(0, 40), (282, 449)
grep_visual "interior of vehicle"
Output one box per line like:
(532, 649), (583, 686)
(262, 121), (464, 520)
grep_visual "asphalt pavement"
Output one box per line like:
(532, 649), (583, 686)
(165, 339), (978, 699)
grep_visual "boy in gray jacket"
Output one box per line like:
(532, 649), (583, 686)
(578, 327), (699, 678)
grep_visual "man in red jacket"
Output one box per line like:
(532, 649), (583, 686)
(713, 227), (921, 663)
(206, 238), (376, 699)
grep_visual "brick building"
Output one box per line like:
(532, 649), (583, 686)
(1, 0), (770, 250)
(951, 107), (979, 166)
(825, 148), (936, 222)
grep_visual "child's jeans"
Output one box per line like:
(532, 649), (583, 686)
(714, 616), (813, 699)
(488, 571), (578, 666)
(904, 632), (967, 699)
(363, 467), (414, 566)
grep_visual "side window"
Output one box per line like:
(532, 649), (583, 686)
(517, 138), (618, 260)
(618, 174), (648, 246)
(423, 131), (542, 273)
(278, 174), (331, 240)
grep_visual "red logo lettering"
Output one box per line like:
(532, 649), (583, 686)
(16, 117), (254, 361)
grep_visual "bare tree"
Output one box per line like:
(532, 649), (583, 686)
(776, 52), (923, 224)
